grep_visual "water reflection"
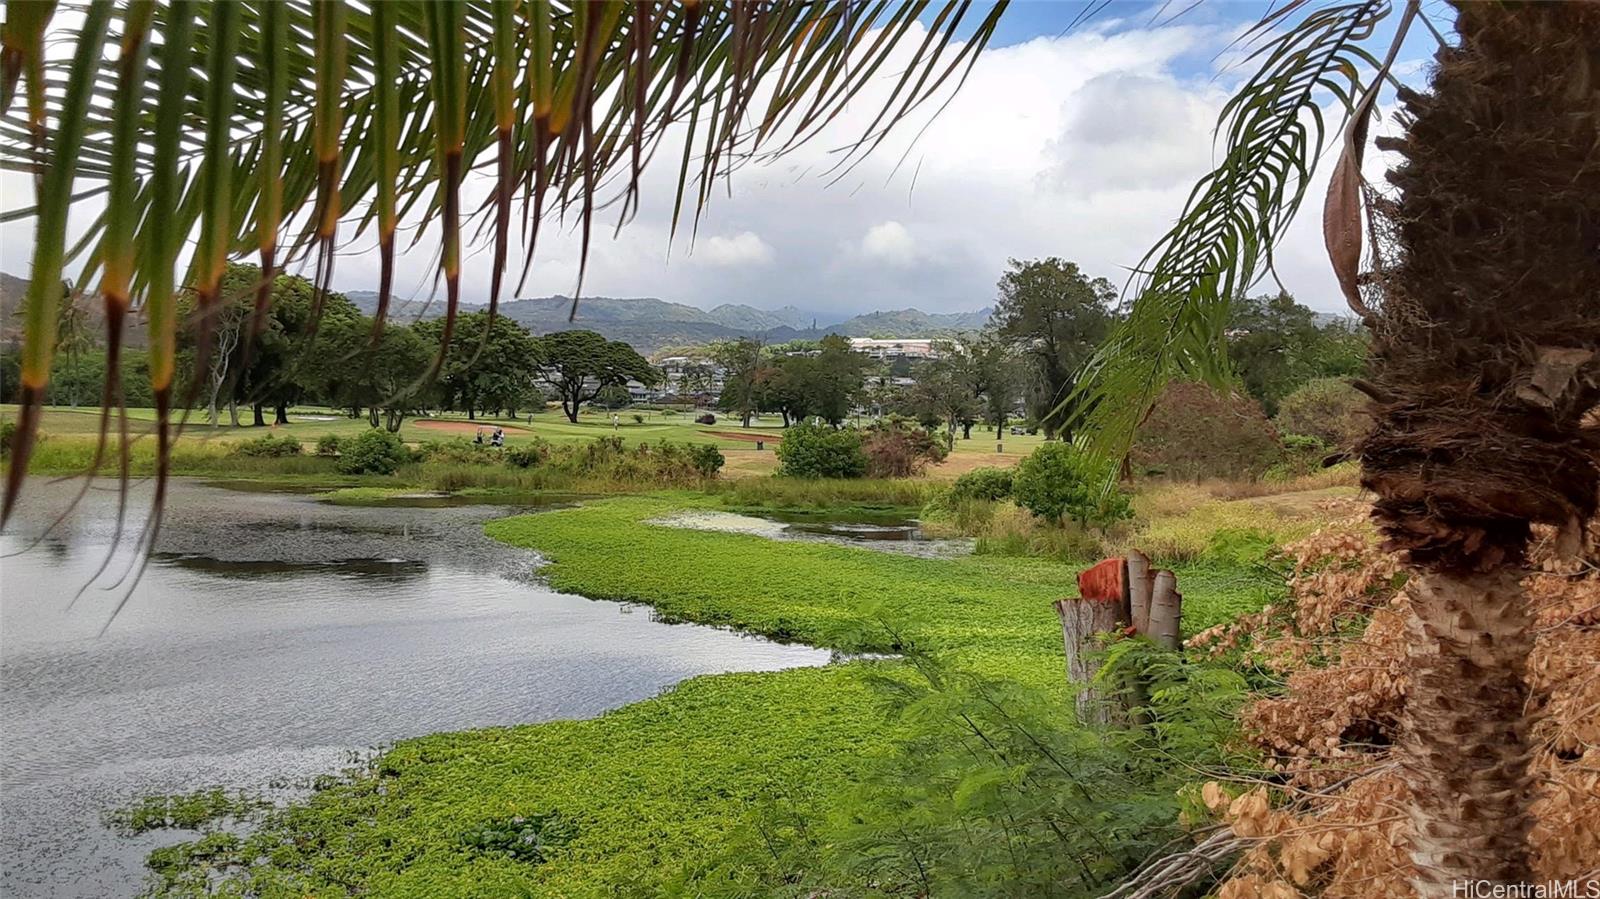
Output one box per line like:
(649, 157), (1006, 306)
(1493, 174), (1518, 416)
(0, 480), (831, 898)
(151, 553), (430, 580)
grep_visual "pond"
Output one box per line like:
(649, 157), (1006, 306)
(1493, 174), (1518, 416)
(0, 480), (832, 899)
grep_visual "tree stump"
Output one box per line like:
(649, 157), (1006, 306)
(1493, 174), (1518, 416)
(1054, 597), (1125, 726)
(1148, 569), (1183, 650)
(1127, 549), (1153, 635)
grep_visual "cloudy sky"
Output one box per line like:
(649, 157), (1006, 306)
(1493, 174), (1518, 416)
(1, 1), (1437, 320)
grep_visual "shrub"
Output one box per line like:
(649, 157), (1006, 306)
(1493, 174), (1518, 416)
(862, 422), (946, 478)
(417, 438), (497, 465)
(1130, 382), (1281, 480)
(1274, 377), (1370, 452)
(336, 428), (410, 475)
(694, 412), (716, 425)
(314, 434), (341, 457)
(688, 443), (725, 478)
(230, 434), (302, 457)
(1266, 433), (1333, 482)
(0, 420), (15, 459)
(1012, 442), (1131, 529)
(774, 422), (866, 479)
(951, 466), (1013, 502)
(504, 439), (549, 469)
(632, 413), (646, 425)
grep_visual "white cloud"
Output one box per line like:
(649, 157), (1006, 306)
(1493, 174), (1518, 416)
(3, 15), (1406, 320)
(695, 231), (775, 267)
(860, 222), (917, 267)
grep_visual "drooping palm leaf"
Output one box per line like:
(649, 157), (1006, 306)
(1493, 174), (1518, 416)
(1064, 0), (1390, 470)
(0, 0), (1009, 531)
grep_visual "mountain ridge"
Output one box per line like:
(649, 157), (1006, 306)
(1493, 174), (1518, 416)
(340, 290), (991, 353)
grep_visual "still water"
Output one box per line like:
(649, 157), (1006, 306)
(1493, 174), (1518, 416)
(0, 480), (831, 898)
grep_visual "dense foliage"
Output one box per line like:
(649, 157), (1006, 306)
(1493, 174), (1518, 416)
(139, 494), (1281, 896)
(774, 422), (868, 479)
(1225, 293), (1367, 416)
(336, 428), (411, 475)
(1012, 442), (1132, 529)
(1273, 377), (1370, 452)
(952, 466), (1015, 503)
(537, 330), (658, 424)
(228, 434), (302, 457)
(993, 258), (1116, 437)
(1131, 382), (1283, 480)
(861, 421), (947, 478)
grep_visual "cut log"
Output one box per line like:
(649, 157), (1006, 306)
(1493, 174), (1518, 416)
(1127, 549), (1153, 635)
(1148, 569), (1183, 650)
(1054, 597), (1124, 726)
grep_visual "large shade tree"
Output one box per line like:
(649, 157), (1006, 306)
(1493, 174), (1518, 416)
(5, 0), (1598, 892)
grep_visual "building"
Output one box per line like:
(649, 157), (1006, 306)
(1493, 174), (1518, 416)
(847, 337), (943, 360)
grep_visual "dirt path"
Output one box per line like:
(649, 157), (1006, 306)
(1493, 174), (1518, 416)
(706, 429), (782, 443)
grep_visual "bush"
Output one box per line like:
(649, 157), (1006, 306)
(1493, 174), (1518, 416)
(694, 413), (716, 425)
(1012, 442), (1131, 529)
(1130, 382), (1281, 480)
(337, 429), (410, 475)
(687, 443), (725, 478)
(1274, 377), (1370, 452)
(632, 413), (646, 425)
(230, 434), (302, 457)
(1266, 433), (1333, 481)
(951, 466), (1013, 502)
(314, 434), (341, 457)
(862, 422), (946, 478)
(774, 422), (866, 479)
(0, 420), (15, 459)
(504, 439), (549, 469)
(417, 438), (497, 466)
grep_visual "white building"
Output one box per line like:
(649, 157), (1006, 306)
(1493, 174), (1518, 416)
(847, 338), (943, 360)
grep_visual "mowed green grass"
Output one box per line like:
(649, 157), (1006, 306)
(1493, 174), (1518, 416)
(172, 493), (1282, 897)
(4, 405), (1044, 484)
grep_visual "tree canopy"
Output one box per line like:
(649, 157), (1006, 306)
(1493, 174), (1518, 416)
(993, 258), (1115, 437)
(537, 330), (657, 423)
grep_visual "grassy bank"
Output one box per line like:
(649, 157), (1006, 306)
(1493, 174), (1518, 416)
(143, 493), (1286, 897)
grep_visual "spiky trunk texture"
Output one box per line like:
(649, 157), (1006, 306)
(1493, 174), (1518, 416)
(1361, 3), (1600, 892)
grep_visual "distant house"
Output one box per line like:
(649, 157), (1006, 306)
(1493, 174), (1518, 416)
(847, 337), (943, 360)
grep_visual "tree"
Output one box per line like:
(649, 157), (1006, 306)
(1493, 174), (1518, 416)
(677, 362), (716, 405)
(1067, 5), (1600, 889)
(777, 334), (867, 427)
(535, 331), (656, 424)
(1226, 291), (1367, 415)
(712, 338), (763, 426)
(233, 266), (362, 427)
(903, 341), (980, 450)
(414, 311), (540, 419)
(969, 330), (1024, 437)
(315, 318), (433, 432)
(176, 265), (253, 426)
(992, 258), (1115, 437)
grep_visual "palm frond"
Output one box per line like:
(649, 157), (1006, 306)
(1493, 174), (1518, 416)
(1, 0), (1006, 529)
(1065, 0), (1389, 470)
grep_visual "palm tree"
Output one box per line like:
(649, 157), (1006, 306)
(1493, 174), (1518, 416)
(1067, 2), (1598, 892)
(4, 0), (1596, 892)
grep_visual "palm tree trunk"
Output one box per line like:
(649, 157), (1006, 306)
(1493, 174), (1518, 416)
(1361, 4), (1599, 892)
